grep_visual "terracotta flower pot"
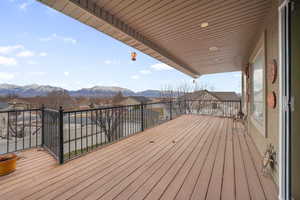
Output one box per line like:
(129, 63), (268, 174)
(0, 153), (17, 176)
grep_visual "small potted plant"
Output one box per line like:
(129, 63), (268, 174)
(0, 153), (17, 176)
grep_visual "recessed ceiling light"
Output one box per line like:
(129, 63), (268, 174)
(209, 46), (219, 51)
(201, 22), (209, 28)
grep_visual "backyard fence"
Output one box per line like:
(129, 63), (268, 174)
(0, 99), (242, 163)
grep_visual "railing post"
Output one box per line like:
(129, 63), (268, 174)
(59, 106), (64, 164)
(141, 104), (144, 132)
(41, 104), (45, 147)
(169, 101), (172, 120)
(239, 100), (243, 119)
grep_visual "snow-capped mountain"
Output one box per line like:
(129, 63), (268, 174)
(0, 84), (162, 97)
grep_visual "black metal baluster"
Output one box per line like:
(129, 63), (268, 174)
(128, 107), (130, 135)
(91, 111), (95, 149)
(81, 111), (83, 153)
(120, 108), (123, 138)
(44, 111), (46, 150)
(68, 113), (71, 160)
(96, 110), (98, 147)
(22, 111), (25, 150)
(7, 112), (9, 153)
(170, 101), (172, 120)
(36, 110), (38, 147)
(59, 107), (64, 164)
(100, 109), (102, 146)
(49, 111), (52, 151)
(134, 107), (136, 133)
(141, 104), (144, 132)
(133, 107), (135, 133)
(114, 108), (117, 141)
(126, 108), (128, 136)
(118, 108), (120, 140)
(123, 107), (126, 137)
(41, 106), (45, 147)
(113, 108), (116, 141)
(86, 111), (88, 151)
(29, 111), (31, 148)
(15, 111), (17, 151)
(75, 112), (77, 155)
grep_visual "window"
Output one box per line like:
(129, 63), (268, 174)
(251, 46), (265, 133)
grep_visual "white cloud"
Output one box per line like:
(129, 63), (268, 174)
(104, 59), (120, 65)
(18, 0), (34, 11)
(0, 56), (17, 66)
(0, 45), (24, 55)
(19, 3), (28, 10)
(64, 72), (70, 76)
(63, 37), (77, 44)
(150, 63), (173, 71)
(0, 72), (15, 80)
(17, 50), (35, 57)
(27, 72), (46, 76)
(39, 34), (77, 45)
(140, 70), (151, 75)
(39, 52), (47, 57)
(131, 75), (140, 80)
(27, 60), (38, 65)
(104, 60), (112, 65)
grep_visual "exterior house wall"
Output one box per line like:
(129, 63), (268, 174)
(199, 91), (218, 101)
(119, 98), (140, 106)
(245, 0), (280, 184)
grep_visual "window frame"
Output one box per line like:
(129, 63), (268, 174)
(249, 32), (267, 137)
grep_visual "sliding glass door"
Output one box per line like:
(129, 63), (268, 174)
(290, 1), (300, 199)
(280, 1), (299, 199)
(279, 1), (291, 199)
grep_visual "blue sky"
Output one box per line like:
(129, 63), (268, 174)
(0, 0), (241, 92)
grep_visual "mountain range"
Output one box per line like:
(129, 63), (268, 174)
(0, 84), (162, 98)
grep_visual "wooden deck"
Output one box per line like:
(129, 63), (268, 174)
(0, 115), (278, 200)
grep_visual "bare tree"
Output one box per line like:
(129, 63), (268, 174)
(0, 110), (42, 139)
(90, 108), (126, 142)
(111, 92), (125, 105)
(45, 90), (74, 109)
(160, 81), (215, 115)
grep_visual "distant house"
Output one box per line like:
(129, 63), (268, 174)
(117, 96), (151, 106)
(178, 90), (241, 117)
(75, 98), (93, 110)
(209, 91), (241, 101)
(8, 98), (31, 110)
(0, 101), (9, 111)
(111, 92), (126, 105)
(181, 90), (240, 101)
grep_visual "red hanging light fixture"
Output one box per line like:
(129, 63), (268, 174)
(131, 52), (137, 61)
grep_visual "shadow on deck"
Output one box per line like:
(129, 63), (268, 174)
(0, 115), (278, 200)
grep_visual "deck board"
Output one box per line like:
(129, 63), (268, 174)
(221, 118), (235, 200)
(205, 117), (229, 200)
(190, 118), (225, 200)
(237, 124), (266, 200)
(0, 115), (278, 200)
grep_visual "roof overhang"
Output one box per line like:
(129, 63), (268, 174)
(38, 0), (272, 78)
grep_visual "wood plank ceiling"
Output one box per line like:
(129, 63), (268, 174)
(38, 0), (272, 78)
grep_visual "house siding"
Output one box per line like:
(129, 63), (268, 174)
(119, 98), (140, 106)
(245, 0), (280, 184)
